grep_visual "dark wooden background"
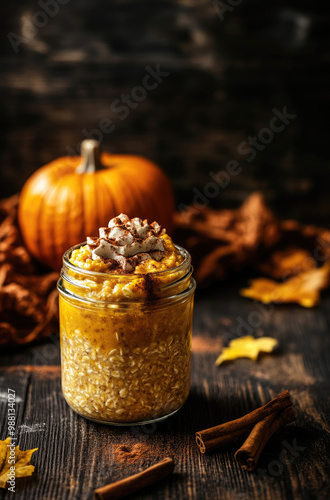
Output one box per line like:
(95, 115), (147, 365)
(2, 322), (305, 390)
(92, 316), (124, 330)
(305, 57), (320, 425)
(1, 0), (330, 223)
(1, 282), (330, 499)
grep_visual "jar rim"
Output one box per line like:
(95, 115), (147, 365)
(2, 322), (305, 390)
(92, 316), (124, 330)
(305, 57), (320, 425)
(62, 241), (191, 280)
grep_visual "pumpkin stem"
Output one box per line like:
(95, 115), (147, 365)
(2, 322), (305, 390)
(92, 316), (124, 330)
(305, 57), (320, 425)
(77, 139), (103, 173)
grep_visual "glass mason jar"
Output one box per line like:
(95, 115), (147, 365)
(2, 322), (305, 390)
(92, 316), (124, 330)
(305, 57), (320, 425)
(57, 243), (196, 425)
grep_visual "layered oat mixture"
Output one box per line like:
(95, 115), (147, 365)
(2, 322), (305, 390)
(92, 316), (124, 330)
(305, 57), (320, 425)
(61, 330), (191, 422)
(59, 214), (195, 423)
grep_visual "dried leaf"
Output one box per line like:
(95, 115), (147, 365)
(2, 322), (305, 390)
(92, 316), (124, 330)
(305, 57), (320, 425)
(216, 336), (278, 365)
(257, 247), (316, 280)
(240, 262), (330, 308)
(0, 437), (38, 488)
(0, 194), (59, 346)
(174, 192), (281, 286)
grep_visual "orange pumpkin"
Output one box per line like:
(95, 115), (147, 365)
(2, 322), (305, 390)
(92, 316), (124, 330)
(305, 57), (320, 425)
(18, 140), (174, 270)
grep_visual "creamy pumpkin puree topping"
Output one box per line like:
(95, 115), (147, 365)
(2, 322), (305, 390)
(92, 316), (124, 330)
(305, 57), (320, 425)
(70, 214), (183, 274)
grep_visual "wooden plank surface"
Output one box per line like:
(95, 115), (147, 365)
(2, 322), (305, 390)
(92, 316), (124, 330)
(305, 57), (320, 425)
(1, 282), (330, 500)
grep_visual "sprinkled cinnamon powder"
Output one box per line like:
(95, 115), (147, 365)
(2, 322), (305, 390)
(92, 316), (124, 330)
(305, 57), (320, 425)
(114, 443), (150, 464)
(110, 434), (176, 468)
(191, 335), (223, 354)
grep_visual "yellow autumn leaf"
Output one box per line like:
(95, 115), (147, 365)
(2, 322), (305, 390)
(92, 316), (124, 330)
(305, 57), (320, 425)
(240, 262), (330, 308)
(215, 335), (278, 366)
(0, 437), (38, 488)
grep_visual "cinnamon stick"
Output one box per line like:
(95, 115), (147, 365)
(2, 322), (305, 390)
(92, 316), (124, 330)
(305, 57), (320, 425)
(196, 390), (292, 453)
(93, 458), (174, 500)
(235, 406), (296, 471)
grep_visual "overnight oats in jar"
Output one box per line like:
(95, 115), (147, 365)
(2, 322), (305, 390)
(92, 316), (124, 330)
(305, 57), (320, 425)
(57, 214), (195, 425)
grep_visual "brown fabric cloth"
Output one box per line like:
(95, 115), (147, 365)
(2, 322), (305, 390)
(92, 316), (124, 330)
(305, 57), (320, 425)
(0, 195), (58, 346)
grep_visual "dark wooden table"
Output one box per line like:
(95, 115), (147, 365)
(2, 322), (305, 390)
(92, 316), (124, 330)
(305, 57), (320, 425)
(1, 281), (330, 500)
